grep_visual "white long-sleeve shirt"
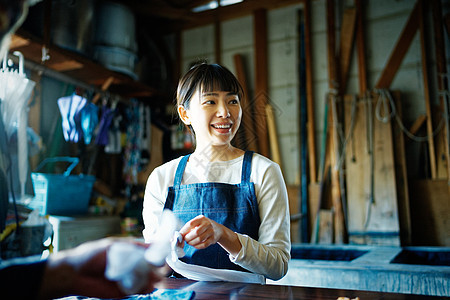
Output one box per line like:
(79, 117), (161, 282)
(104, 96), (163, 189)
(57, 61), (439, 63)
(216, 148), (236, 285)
(142, 153), (291, 280)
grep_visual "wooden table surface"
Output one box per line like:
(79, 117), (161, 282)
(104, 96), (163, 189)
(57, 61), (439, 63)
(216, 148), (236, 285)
(155, 277), (442, 299)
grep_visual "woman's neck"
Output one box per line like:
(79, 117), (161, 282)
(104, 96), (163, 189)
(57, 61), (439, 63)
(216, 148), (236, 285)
(191, 144), (244, 162)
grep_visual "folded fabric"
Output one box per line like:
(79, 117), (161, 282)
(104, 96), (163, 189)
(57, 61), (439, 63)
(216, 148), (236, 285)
(166, 255), (265, 284)
(57, 94), (87, 143)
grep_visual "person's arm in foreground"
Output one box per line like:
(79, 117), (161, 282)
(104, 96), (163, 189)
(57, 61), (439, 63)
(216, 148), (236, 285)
(38, 238), (162, 300)
(0, 238), (162, 300)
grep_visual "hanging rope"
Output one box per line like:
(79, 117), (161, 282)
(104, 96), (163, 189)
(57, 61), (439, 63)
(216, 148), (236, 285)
(373, 88), (447, 142)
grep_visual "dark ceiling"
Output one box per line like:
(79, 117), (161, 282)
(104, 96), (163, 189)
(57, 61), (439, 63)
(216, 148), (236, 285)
(113, 0), (300, 34)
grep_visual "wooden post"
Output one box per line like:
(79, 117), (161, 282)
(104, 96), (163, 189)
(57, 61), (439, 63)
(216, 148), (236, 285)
(266, 104), (281, 166)
(234, 54), (258, 152)
(339, 8), (357, 95)
(304, 0), (317, 184)
(326, 0), (346, 244)
(253, 9), (270, 158)
(355, 0), (368, 95)
(391, 91), (412, 246)
(418, 0), (437, 179)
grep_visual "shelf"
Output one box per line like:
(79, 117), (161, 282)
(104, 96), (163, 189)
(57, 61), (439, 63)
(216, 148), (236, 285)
(9, 30), (157, 99)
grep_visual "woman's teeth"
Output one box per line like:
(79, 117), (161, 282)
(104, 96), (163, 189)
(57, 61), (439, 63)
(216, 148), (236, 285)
(213, 124), (231, 129)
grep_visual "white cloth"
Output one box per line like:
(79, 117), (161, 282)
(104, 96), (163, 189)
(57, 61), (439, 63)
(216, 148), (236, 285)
(142, 153), (291, 281)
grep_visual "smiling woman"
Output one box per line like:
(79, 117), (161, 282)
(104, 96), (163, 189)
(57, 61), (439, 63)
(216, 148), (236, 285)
(142, 63), (291, 282)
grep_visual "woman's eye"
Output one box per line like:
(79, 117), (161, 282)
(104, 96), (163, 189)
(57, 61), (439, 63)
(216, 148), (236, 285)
(203, 100), (215, 105)
(229, 99), (239, 104)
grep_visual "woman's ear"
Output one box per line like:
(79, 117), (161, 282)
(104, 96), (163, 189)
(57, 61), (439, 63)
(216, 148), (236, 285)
(177, 105), (190, 125)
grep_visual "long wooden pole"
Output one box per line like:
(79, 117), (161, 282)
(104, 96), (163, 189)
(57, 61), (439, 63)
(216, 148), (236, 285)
(431, 0), (450, 183)
(355, 0), (368, 95)
(418, 0), (437, 179)
(326, 0), (346, 244)
(304, 0), (317, 184)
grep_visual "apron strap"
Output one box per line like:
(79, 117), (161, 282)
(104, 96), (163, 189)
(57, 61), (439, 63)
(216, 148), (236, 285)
(241, 151), (254, 183)
(173, 154), (190, 186)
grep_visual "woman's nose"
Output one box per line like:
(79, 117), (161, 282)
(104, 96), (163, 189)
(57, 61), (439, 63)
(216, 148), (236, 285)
(217, 103), (230, 117)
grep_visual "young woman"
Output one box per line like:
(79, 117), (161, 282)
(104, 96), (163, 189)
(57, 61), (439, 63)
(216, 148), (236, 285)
(142, 63), (291, 281)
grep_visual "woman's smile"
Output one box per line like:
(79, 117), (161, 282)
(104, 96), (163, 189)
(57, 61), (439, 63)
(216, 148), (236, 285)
(211, 122), (233, 134)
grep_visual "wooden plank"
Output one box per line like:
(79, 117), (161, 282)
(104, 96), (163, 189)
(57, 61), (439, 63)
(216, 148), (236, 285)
(308, 182), (320, 241)
(391, 91), (412, 246)
(431, 0), (450, 182)
(339, 8), (357, 95)
(266, 104), (282, 166)
(287, 185), (300, 244)
(253, 9), (270, 158)
(370, 93), (399, 238)
(355, 0), (368, 95)
(303, 0), (317, 184)
(409, 179), (450, 246)
(318, 209), (334, 244)
(233, 54), (258, 152)
(344, 95), (370, 238)
(418, 0), (437, 179)
(344, 95), (400, 245)
(375, 1), (419, 89)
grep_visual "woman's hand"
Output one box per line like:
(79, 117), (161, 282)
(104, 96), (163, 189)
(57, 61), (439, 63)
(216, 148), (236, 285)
(179, 215), (242, 256)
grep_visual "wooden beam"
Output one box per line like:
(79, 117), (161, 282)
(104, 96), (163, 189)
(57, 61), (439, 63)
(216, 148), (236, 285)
(355, 0), (368, 95)
(253, 8), (270, 158)
(418, 0), (437, 179)
(409, 114), (427, 136)
(92, 76), (115, 104)
(375, 1), (419, 89)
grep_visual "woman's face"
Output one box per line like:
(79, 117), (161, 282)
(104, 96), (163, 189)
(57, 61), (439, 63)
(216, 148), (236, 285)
(179, 90), (242, 148)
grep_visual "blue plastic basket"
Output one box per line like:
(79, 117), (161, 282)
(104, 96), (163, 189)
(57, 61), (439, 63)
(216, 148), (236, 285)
(30, 157), (96, 216)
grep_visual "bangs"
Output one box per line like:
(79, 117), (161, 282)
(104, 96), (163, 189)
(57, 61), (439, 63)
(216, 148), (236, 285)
(177, 63), (244, 109)
(197, 67), (242, 97)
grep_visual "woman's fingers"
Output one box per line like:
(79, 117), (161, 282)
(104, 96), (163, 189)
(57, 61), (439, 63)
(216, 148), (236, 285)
(180, 215), (220, 248)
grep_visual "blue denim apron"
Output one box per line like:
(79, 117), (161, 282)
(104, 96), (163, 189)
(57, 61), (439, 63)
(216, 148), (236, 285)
(164, 151), (260, 271)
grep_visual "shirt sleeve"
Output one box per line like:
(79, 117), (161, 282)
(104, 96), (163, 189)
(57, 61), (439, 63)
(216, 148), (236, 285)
(0, 258), (47, 299)
(229, 159), (291, 281)
(142, 166), (167, 242)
